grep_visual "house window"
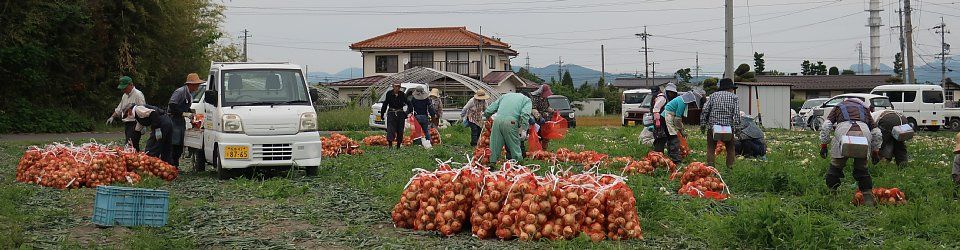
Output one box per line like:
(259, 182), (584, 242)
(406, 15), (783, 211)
(488, 55), (496, 69)
(375, 55), (398, 73)
(409, 52), (433, 69)
(946, 91), (955, 102)
(445, 51), (469, 75)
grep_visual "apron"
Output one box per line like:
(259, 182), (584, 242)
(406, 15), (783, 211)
(169, 114), (186, 146)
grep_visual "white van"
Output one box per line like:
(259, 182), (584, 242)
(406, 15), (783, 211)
(621, 89), (652, 126)
(186, 62), (323, 179)
(870, 84), (946, 130)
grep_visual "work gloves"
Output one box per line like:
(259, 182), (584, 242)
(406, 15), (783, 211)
(106, 117), (116, 125)
(819, 144), (829, 159)
(154, 129), (163, 140)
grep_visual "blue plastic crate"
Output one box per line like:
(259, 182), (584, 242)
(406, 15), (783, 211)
(92, 186), (170, 227)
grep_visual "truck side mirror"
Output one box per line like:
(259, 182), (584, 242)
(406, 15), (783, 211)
(204, 90), (218, 106)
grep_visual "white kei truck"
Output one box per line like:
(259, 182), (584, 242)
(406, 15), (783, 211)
(185, 62), (322, 179)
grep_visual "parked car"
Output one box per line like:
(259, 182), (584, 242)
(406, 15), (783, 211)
(548, 95), (576, 128)
(808, 93), (893, 131)
(621, 89), (652, 126)
(185, 62), (322, 179)
(870, 84), (946, 131)
(798, 98), (828, 126)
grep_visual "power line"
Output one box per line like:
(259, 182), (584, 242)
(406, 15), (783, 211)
(246, 43), (351, 52)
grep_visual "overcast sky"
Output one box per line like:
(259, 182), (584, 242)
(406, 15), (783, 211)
(221, 0), (959, 79)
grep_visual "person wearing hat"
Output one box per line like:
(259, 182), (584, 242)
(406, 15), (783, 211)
(380, 83), (409, 148)
(530, 84), (554, 149)
(428, 88), (444, 128)
(652, 83), (680, 156)
(659, 88), (705, 164)
(819, 97), (882, 205)
(736, 112), (767, 160)
(127, 104), (176, 166)
(407, 86), (436, 147)
(108, 76), (146, 151)
(484, 93), (533, 164)
(166, 73), (205, 169)
(461, 90), (492, 146)
(700, 78), (742, 168)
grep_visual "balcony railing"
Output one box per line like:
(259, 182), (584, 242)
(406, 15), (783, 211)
(404, 61), (483, 79)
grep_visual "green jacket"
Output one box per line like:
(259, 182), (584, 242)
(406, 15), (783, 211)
(484, 93), (532, 128)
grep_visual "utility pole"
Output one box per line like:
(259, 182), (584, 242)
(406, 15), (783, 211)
(893, 1), (906, 77)
(557, 56), (564, 81)
(867, 0), (883, 74)
(635, 26), (651, 86)
(240, 29), (252, 62)
(934, 17), (951, 85)
(478, 26), (484, 78)
(724, 0), (735, 79)
(601, 44), (606, 86)
(857, 42), (865, 74)
(649, 62), (660, 79)
(904, 0), (916, 84)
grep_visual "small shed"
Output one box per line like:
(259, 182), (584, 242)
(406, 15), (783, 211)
(735, 82), (793, 129)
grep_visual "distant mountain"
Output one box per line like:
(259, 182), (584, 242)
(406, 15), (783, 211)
(510, 64), (636, 87)
(308, 67), (362, 83)
(849, 57), (960, 83)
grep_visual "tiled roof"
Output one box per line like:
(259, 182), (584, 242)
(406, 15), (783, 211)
(481, 71), (515, 85)
(350, 27), (517, 55)
(324, 75), (386, 87)
(735, 82), (794, 87)
(755, 75), (892, 90)
(611, 77), (677, 89)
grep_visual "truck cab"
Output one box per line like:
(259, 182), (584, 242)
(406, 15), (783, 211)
(185, 62), (322, 179)
(621, 89), (652, 126)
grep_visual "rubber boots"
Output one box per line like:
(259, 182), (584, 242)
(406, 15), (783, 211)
(862, 192), (877, 207)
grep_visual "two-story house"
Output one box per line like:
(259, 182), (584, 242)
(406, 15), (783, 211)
(328, 27), (530, 103)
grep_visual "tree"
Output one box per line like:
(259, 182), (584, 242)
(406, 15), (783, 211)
(893, 52), (904, 78)
(815, 61), (827, 75)
(754, 52), (766, 75)
(829, 66), (840, 75)
(516, 67), (544, 83)
(702, 77), (719, 95)
(675, 68), (692, 83)
(767, 70), (787, 76)
(733, 64), (755, 82)
(801, 60), (812, 75)
(561, 70), (574, 88)
(841, 69), (856, 75)
(735, 63), (751, 76)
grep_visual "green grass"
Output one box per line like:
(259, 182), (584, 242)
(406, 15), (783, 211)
(316, 106), (372, 131)
(1, 127), (959, 248)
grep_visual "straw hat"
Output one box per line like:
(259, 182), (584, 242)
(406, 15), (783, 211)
(474, 90), (490, 100)
(185, 73), (205, 85)
(430, 88), (441, 97)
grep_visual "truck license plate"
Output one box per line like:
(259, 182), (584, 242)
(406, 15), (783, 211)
(224, 146), (249, 159)
(932, 120), (939, 125)
(375, 115), (383, 122)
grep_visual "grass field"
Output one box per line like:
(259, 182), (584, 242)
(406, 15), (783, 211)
(2, 126), (960, 249)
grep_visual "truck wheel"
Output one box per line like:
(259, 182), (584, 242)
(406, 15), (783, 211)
(810, 116), (824, 131)
(305, 166), (319, 176)
(192, 148), (206, 173)
(214, 148), (234, 180)
(907, 118), (918, 130)
(951, 119), (960, 132)
(622, 120), (628, 127)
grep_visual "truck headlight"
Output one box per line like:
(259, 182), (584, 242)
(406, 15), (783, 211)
(222, 114), (244, 133)
(568, 112), (575, 118)
(300, 112), (318, 132)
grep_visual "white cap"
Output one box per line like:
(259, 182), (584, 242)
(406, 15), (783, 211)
(664, 83), (678, 93)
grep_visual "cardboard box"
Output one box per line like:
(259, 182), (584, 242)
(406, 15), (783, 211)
(840, 136), (870, 158)
(892, 124), (914, 141)
(712, 125), (734, 141)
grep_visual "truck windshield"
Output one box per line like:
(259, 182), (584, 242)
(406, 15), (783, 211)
(623, 93), (648, 105)
(548, 98), (571, 110)
(221, 69), (310, 106)
(802, 99), (826, 109)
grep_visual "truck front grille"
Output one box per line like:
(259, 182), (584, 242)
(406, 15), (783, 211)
(253, 144), (292, 161)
